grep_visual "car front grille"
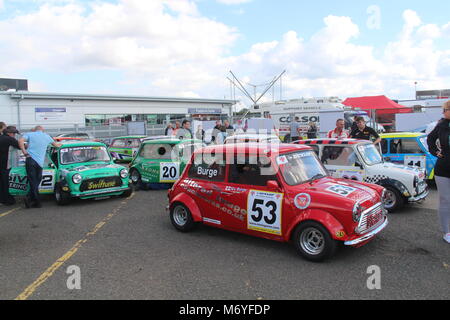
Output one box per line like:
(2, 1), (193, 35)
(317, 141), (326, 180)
(79, 176), (123, 192)
(356, 203), (385, 234)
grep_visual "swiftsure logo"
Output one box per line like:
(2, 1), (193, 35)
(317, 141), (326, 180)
(87, 180), (116, 190)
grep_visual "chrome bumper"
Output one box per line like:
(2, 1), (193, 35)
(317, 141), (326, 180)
(75, 186), (131, 198)
(344, 216), (388, 246)
(408, 188), (429, 202)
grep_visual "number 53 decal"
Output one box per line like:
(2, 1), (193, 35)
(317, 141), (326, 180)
(247, 190), (283, 235)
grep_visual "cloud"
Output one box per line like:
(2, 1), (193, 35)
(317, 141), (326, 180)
(216, 0), (252, 5)
(0, 2), (449, 102)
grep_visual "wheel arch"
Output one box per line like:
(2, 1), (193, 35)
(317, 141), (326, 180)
(285, 209), (347, 242)
(170, 193), (203, 222)
(377, 178), (409, 198)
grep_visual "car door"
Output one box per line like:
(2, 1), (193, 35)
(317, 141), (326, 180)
(185, 153), (227, 225)
(9, 148), (56, 195)
(219, 154), (286, 239)
(39, 148), (57, 194)
(321, 145), (365, 182)
(392, 138), (427, 170)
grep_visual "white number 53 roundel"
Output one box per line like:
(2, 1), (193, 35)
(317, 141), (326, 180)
(247, 190), (283, 236)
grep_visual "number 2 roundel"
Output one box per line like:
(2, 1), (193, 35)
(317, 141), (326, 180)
(247, 190), (283, 236)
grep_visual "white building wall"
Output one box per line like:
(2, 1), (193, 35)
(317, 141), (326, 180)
(0, 92), (232, 129)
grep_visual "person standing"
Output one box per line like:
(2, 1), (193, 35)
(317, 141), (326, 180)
(176, 120), (193, 140)
(164, 123), (174, 136)
(211, 120), (222, 144)
(427, 101), (450, 244)
(289, 117), (301, 142)
(195, 125), (205, 141)
(307, 122), (318, 139)
(0, 126), (28, 206)
(224, 120), (234, 137)
(19, 126), (59, 208)
(349, 117), (381, 144)
(0, 122), (6, 134)
(327, 119), (349, 139)
(172, 121), (181, 137)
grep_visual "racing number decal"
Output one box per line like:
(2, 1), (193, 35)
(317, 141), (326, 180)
(160, 163), (179, 182)
(404, 155), (426, 169)
(247, 190), (283, 235)
(325, 184), (357, 197)
(39, 170), (56, 193)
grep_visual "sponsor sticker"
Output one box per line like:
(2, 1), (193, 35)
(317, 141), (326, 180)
(294, 193), (311, 210)
(247, 190), (283, 235)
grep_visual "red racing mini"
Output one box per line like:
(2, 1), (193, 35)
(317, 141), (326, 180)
(167, 143), (388, 262)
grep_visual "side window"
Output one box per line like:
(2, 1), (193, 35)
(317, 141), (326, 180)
(398, 139), (423, 154)
(229, 155), (277, 186)
(390, 139), (400, 153)
(111, 139), (126, 147)
(50, 149), (59, 167)
(130, 139), (140, 148)
(309, 145), (320, 156)
(322, 146), (357, 166)
(381, 139), (388, 154)
(188, 154), (226, 182)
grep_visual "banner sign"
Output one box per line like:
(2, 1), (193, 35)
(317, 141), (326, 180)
(35, 108), (67, 121)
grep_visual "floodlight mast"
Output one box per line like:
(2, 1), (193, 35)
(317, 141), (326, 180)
(228, 70), (286, 121)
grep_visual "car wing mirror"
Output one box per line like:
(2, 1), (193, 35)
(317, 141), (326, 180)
(266, 180), (281, 191)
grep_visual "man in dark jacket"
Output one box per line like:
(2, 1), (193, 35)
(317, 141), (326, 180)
(0, 126), (28, 205)
(427, 101), (450, 243)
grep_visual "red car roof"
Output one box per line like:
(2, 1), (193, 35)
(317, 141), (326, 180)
(195, 143), (312, 155)
(295, 138), (368, 145)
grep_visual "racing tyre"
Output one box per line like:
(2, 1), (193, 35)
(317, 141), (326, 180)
(130, 169), (141, 186)
(293, 221), (337, 262)
(170, 202), (196, 232)
(55, 184), (72, 206)
(121, 187), (133, 198)
(382, 185), (404, 213)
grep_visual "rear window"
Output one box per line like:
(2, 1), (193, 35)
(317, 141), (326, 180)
(188, 154), (226, 182)
(139, 143), (176, 160)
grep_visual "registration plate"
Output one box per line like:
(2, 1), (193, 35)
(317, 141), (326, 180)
(94, 196), (111, 201)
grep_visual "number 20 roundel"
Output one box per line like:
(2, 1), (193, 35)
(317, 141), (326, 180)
(247, 190), (283, 236)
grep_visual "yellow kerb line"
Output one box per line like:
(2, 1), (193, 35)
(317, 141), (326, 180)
(15, 192), (135, 300)
(0, 207), (21, 218)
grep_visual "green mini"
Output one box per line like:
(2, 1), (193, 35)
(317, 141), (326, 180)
(129, 138), (204, 189)
(107, 136), (147, 163)
(9, 141), (132, 205)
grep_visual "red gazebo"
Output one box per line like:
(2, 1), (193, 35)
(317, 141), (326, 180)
(342, 95), (412, 115)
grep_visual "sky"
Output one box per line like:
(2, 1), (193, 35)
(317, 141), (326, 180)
(1, 0), (449, 107)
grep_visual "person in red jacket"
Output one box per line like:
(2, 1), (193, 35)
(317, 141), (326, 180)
(327, 119), (349, 139)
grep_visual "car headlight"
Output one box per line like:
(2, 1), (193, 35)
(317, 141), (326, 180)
(72, 174), (82, 184)
(413, 176), (419, 188)
(352, 202), (363, 222)
(120, 168), (129, 179)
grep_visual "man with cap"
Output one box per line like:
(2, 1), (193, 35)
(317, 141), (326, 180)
(0, 126), (28, 205)
(0, 122), (6, 134)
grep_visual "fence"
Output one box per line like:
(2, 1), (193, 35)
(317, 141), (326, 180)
(20, 124), (166, 139)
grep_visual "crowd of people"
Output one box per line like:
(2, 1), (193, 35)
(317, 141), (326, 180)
(0, 122), (59, 209)
(1, 101), (449, 243)
(164, 119), (238, 144)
